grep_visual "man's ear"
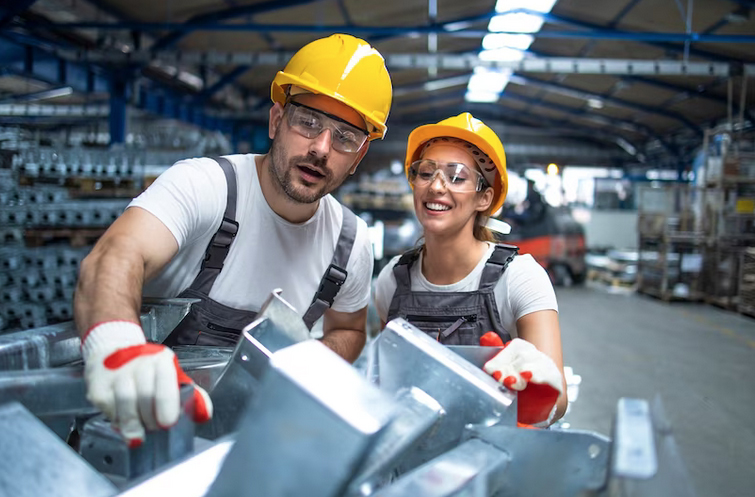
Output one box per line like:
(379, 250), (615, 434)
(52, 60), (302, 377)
(349, 141), (371, 175)
(269, 102), (285, 139)
(476, 187), (494, 213)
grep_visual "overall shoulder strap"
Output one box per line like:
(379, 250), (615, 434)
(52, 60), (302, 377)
(479, 243), (519, 290)
(386, 247), (421, 321)
(392, 247), (421, 293)
(188, 156), (239, 293)
(302, 204), (358, 329)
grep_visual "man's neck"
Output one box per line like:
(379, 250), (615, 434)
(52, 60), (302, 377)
(256, 154), (319, 224)
(421, 229), (489, 286)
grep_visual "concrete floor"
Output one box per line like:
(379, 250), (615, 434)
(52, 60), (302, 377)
(557, 283), (755, 497)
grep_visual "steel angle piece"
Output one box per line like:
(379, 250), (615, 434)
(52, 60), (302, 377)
(206, 340), (398, 497)
(348, 387), (444, 496)
(369, 438), (510, 497)
(241, 288), (311, 352)
(79, 387), (196, 482)
(376, 319), (516, 471)
(445, 345), (503, 369)
(606, 396), (696, 497)
(0, 402), (116, 497)
(0, 321), (80, 370)
(0, 366), (91, 417)
(140, 297), (201, 343)
(197, 331), (274, 440)
(468, 424), (610, 497)
(117, 438), (235, 497)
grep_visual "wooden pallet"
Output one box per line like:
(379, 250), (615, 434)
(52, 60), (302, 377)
(23, 228), (106, 248)
(637, 285), (704, 303)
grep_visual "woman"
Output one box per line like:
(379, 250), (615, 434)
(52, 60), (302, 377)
(374, 113), (567, 425)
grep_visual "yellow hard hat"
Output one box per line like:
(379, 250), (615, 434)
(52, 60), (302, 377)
(405, 113), (508, 214)
(271, 34), (392, 140)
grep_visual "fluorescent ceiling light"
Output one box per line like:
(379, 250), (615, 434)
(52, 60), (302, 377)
(496, 0), (558, 14)
(467, 68), (511, 93)
(479, 47), (525, 62)
(488, 13), (545, 33)
(465, 90), (501, 103)
(482, 33), (534, 50)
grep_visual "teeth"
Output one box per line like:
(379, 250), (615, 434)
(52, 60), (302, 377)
(426, 202), (450, 211)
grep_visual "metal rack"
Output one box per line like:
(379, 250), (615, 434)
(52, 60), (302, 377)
(637, 184), (706, 301)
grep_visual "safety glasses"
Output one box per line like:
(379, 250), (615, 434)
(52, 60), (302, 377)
(408, 159), (489, 193)
(285, 101), (369, 153)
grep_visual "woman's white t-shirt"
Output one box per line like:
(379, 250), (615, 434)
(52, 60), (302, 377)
(374, 242), (557, 338)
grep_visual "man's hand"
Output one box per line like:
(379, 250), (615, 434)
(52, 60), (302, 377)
(82, 321), (213, 447)
(480, 334), (563, 425)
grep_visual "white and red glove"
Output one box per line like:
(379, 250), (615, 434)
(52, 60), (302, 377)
(480, 333), (563, 426)
(82, 321), (213, 448)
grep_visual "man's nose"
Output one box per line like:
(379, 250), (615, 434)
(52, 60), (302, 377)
(308, 128), (332, 158)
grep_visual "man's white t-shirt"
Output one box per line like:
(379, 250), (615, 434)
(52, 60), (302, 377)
(129, 154), (373, 321)
(374, 242), (557, 338)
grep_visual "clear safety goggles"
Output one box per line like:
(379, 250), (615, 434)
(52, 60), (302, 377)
(407, 159), (489, 193)
(286, 101), (369, 153)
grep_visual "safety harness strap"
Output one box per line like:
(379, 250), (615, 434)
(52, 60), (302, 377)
(302, 204), (358, 329)
(189, 156), (239, 293)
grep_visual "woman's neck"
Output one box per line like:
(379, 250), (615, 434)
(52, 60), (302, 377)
(421, 230), (489, 285)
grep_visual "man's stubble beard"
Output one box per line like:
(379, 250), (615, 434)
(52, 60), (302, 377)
(268, 135), (348, 205)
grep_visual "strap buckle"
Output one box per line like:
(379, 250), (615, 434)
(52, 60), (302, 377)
(316, 264), (348, 306)
(203, 217), (239, 269)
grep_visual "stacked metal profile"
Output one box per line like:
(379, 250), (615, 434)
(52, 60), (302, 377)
(0, 293), (697, 497)
(0, 148), (135, 333)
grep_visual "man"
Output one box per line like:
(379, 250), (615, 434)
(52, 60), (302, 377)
(73, 34), (393, 446)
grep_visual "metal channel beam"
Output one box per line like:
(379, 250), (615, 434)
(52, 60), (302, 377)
(150, 0), (325, 51)
(52, 48), (736, 76)
(31, 19), (755, 45)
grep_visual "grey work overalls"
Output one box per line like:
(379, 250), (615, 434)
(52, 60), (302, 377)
(163, 157), (357, 347)
(386, 244), (518, 345)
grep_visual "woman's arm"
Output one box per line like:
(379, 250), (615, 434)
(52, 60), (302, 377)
(516, 309), (568, 422)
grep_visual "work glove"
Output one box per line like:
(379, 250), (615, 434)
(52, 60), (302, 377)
(480, 332), (562, 426)
(82, 321), (213, 448)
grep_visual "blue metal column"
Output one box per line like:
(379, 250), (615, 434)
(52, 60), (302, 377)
(109, 73), (129, 144)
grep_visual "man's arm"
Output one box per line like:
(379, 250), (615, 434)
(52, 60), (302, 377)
(74, 206), (179, 333)
(320, 306), (368, 363)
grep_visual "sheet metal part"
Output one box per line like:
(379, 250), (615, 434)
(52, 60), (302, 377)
(206, 340), (398, 497)
(469, 424), (611, 497)
(0, 297), (199, 371)
(117, 438), (235, 497)
(347, 386), (444, 496)
(369, 438), (510, 497)
(605, 397), (697, 497)
(197, 331), (273, 440)
(197, 290), (313, 439)
(79, 387), (195, 482)
(0, 402), (116, 497)
(372, 319), (516, 473)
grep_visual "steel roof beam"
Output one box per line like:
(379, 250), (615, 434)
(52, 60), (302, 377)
(399, 104), (633, 151)
(33, 19), (755, 45)
(150, 0), (325, 52)
(51, 49), (738, 77)
(0, 86), (73, 104)
(195, 65), (250, 103)
(0, 0), (38, 29)
(509, 74), (703, 136)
